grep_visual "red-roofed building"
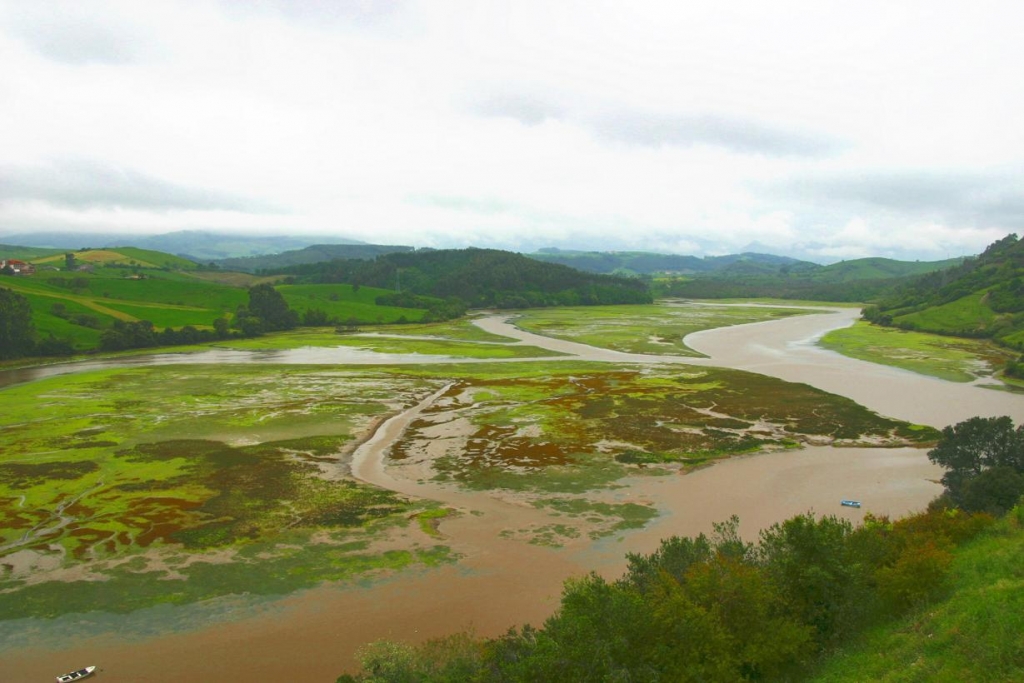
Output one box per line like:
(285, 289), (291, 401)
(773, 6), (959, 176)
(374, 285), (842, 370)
(0, 259), (36, 275)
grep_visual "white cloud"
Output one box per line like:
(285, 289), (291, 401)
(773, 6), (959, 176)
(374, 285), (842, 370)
(0, 0), (1022, 261)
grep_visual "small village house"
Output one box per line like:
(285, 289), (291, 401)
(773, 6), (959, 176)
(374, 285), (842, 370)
(0, 259), (36, 275)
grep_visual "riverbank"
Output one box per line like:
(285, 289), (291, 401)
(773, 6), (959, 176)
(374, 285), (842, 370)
(5, 305), (1021, 682)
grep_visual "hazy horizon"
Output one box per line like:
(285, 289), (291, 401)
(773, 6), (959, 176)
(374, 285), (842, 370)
(2, 1), (1022, 262)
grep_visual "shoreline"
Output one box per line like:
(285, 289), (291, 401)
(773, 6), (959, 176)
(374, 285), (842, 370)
(4, 305), (1018, 682)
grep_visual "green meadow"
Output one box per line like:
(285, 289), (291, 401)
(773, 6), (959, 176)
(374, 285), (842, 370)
(3, 267), (429, 352)
(821, 321), (1015, 383)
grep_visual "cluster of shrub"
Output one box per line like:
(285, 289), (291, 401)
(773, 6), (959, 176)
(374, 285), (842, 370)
(338, 416), (1024, 682)
(342, 509), (992, 683)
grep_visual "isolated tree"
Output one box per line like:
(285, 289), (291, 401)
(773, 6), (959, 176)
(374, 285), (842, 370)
(246, 283), (298, 332)
(0, 286), (35, 359)
(213, 316), (231, 339)
(928, 416), (1024, 512)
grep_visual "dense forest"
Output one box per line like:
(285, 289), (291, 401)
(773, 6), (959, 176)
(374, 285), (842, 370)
(269, 248), (653, 308)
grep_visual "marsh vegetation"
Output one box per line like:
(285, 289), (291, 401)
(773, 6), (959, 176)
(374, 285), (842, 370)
(3, 299), (1009, 682)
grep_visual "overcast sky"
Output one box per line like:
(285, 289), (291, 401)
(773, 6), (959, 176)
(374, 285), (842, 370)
(1, 1), (1022, 262)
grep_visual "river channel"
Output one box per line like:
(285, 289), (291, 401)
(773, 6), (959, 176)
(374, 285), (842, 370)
(4, 307), (1024, 682)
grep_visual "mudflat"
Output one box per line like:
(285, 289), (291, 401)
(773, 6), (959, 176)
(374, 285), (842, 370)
(5, 306), (1022, 682)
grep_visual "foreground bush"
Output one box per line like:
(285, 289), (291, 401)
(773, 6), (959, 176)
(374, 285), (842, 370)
(338, 507), (1000, 682)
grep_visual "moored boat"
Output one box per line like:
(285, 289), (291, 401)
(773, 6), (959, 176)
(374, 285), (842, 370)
(56, 665), (96, 682)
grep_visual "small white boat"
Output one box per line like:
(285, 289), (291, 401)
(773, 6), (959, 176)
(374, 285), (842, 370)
(56, 665), (96, 682)
(840, 499), (862, 508)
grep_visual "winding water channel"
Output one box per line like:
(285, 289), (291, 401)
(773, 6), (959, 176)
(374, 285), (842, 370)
(5, 306), (1024, 682)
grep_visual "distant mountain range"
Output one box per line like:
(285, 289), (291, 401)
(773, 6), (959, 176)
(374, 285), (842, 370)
(528, 248), (811, 276)
(213, 243), (415, 272)
(0, 230), (366, 262)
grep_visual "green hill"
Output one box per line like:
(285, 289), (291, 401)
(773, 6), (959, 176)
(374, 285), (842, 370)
(865, 234), (1024, 349)
(814, 256), (964, 282)
(0, 246), (430, 355)
(275, 247), (653, 308)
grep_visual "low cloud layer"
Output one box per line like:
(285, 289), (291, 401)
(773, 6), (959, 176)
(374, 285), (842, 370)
(0, 159), (272, 212)
(0, 1), (1022, 262)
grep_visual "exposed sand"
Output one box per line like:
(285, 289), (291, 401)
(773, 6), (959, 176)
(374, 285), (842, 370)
(5, 306), (1021, 682)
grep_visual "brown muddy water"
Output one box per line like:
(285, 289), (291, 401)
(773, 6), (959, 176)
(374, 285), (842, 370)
(5, 307), (1024, 682)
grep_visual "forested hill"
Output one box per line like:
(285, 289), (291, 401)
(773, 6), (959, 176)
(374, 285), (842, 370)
(864, 233), (1024, 349)
(272, 248), (653, 308)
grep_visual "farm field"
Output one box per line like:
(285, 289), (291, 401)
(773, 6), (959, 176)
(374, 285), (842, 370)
(1, 268), (428, 351)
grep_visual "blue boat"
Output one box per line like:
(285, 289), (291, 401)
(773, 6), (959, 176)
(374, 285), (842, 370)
(840, 500), (861, 508)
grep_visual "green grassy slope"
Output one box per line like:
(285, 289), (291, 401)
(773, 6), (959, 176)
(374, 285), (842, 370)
(815, 257), (963, 282)
(809, 508), (1024, 682)
(2, 249), (429, 352)
(279, 284), (428, 323)
(866, 234), (1024, 350)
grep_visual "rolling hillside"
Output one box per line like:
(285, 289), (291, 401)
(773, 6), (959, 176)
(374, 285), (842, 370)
(864, 234), (1024, 349)
(0, 246), (429, 355)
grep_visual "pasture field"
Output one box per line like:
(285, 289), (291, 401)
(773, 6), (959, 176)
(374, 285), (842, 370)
(821, 321), (1015, 383)
(2, 269), (428, 352)
(278, 283), (429, 323)
(511, 301), (814, 356)
(32, 248), (198, 270)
